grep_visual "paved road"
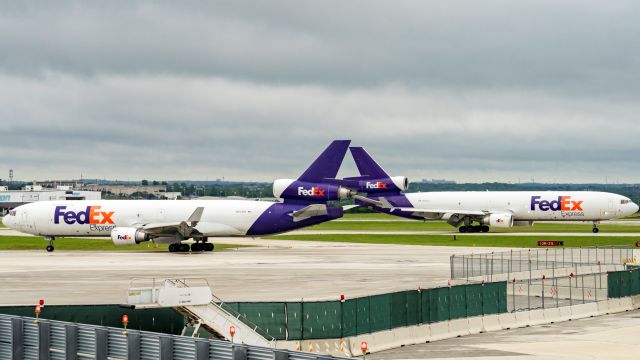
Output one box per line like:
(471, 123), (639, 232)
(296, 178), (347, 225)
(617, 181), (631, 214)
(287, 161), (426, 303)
(368, 308), (640, 360)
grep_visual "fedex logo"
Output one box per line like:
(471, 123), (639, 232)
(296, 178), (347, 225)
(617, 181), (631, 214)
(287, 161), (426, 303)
(297, 186), (326, 197)
(365, 181), (388, 190)
(530, 196), (583, 212)
(54, 206), (115, 225)
(117, 234), (131, 241)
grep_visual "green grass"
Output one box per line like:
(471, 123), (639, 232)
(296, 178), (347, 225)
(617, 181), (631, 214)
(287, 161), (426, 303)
(266, 234), (640, 248)
(0, 236), (249, 251)
(310, 220), (640, 233)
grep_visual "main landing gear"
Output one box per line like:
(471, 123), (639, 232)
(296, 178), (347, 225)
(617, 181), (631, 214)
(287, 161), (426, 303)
(45, 236), (55, 252)
(168, 238), (214, 253)
(459, 225), (490, 233)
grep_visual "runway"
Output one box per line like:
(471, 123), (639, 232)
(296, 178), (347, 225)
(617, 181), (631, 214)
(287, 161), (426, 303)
(0, 237), (502, 306)
(3, 228), (640, 237)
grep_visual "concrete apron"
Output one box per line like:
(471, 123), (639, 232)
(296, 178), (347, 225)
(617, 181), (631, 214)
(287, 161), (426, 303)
(274, 295), (640, 358)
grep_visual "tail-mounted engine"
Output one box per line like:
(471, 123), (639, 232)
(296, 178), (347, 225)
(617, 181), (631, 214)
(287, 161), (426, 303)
(273, 179), (355, 201)
(357, 176), (409, 193)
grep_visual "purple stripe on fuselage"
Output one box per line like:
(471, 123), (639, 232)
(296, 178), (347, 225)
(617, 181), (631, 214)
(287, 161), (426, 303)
(246, 203), (343, 236)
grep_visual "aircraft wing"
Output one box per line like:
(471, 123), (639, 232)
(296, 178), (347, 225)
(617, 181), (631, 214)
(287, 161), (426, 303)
(389, 207), (488, 220)
(133, 207), (205, 238)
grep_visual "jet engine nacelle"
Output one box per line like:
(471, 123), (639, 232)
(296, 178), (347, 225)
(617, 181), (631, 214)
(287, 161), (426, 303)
(357, 176), (409, 193)
(111, 227), (148, 246)
(483, 213), (514, 228)
(273, 179), (354, 201)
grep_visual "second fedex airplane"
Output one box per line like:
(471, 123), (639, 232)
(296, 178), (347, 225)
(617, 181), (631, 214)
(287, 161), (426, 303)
(341, 147), (639, 233)
(2, 141), (356, 252)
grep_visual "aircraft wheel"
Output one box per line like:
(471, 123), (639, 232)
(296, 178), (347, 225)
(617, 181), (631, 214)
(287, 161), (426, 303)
(592, 227), (599, 234)
(459, 226), (467, 233)
(481, 225), (490, 233)
(46, 245), (54, 252)
(168, 243), (179, 252)
(191, 243), (202, 252)
(179, 244), (190, 252)
(205, 243), (214, 252)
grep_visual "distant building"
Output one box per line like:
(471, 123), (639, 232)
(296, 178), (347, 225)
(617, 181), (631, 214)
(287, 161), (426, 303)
(81, 184), (181, 199)
(421, 179), (457, 184)
(0, 187), (101, 214)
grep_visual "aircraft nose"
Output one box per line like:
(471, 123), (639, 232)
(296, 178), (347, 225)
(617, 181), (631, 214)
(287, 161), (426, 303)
(632, 202), (640, 215)
(1, 214), (10, 228)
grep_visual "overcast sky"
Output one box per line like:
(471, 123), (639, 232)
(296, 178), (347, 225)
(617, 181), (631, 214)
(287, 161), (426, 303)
(0, 1), (639, 183)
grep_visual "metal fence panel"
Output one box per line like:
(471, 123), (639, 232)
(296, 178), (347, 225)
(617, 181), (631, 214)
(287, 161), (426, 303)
(631, 270), (640, 296)
(173, 336), (196, 359)
(0, 317), (11, 359)
(286, 302), (303, 340)
(23, 321), (39, 360)
(140, 334), (160, 360)
(208, 339), (232, 360)
(341, 300), (357, 337)
(108, 329), (127, 359)
(50, 323), (66, 360)
(390, 292), (408, 328)
(302, 302), (341, 339)
(429, 287), (450, 323)
(405, 291), (420, 327)
(449, 286), (466, 320)
(237, 303), (287, 340)
(465, 284), (483, 317)
(608, 271), (621, 298)
(482, 283), (500, 315)
(420, 289), (431, 324)
(355, 297), (370, 335)
(369, 294), (392, 333)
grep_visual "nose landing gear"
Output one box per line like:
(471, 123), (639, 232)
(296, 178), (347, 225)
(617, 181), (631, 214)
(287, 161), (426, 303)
(45, 236), (55, 252)
(592, 222), (600, 233)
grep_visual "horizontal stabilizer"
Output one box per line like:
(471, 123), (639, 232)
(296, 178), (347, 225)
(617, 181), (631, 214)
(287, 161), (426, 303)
(290, 204), (328, 222)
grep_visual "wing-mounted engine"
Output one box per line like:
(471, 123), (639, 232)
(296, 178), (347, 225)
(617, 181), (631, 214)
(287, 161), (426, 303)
(482, 213), (514, 228)
(273, 179), (354, 202)
(111, 227), (149, 246)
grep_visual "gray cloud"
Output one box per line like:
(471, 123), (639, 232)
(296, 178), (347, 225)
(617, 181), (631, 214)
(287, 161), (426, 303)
(0, 1), (638, 183)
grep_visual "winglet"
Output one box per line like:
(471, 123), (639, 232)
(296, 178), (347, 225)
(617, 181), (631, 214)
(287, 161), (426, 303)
(298, 140), (351, 182)
(349, 147), (390, 178)
(188, 207), (205, 226)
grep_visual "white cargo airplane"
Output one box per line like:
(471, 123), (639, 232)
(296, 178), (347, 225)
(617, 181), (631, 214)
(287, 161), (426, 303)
(2, 140), (356, 252)
(341, 147), (639, 233)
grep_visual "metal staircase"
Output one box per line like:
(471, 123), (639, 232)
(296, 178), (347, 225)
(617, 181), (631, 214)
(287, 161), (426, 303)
(126, 278), (276, 348)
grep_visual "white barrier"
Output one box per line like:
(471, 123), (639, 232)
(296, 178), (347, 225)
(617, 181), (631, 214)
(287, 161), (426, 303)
(467, 316), (484, 334)
(498, 313), (517, 330)
(277, 295), (640, 357)
(481, 315), (502, 332)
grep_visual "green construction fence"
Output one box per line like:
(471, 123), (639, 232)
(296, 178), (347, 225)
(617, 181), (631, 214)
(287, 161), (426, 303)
(608, 268), (640, 298)
(226, 281), (508, 340)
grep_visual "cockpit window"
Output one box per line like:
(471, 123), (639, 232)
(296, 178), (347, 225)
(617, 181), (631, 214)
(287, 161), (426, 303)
(8, 210), (16, 216)
(621, 199), (630, 204)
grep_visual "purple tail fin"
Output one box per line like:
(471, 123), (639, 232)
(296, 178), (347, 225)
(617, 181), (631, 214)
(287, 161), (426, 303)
(298, 140), (351, 182)
(349, 147), (390, 179)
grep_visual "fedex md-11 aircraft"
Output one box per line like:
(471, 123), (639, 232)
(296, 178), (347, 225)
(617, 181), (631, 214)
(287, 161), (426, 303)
(2, 140), (357, 252)
(340, 147), (639, 233)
